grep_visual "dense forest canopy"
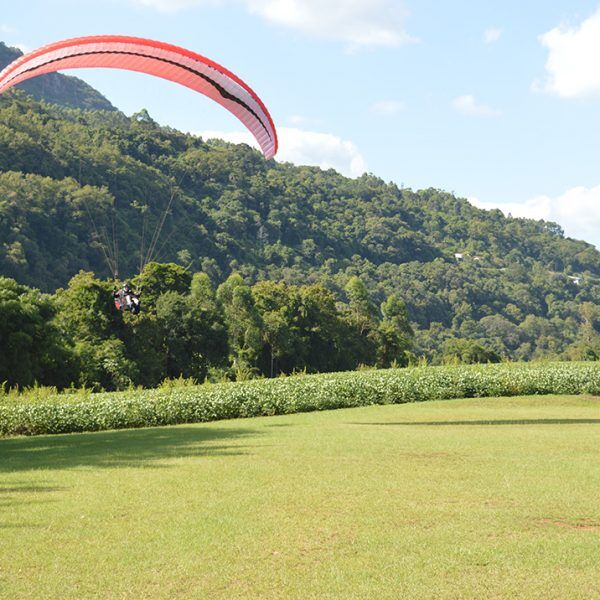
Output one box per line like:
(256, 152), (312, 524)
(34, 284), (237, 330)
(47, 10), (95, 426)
(0, 79), (598, 385)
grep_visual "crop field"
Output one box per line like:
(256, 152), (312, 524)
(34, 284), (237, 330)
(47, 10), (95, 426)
(1, 393), (599, 599)
(1, 362), (598, 437)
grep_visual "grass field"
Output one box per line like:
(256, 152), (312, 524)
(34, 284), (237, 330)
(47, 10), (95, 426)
(1, 394), (599, 599)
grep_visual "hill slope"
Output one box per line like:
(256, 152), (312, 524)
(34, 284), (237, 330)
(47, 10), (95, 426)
(0, 91), (598, 360)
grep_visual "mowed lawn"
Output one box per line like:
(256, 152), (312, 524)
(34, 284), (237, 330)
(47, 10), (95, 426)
(1, 395), (599, 599)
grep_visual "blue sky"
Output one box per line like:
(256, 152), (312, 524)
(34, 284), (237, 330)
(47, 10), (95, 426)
(2, 0), (600, 247)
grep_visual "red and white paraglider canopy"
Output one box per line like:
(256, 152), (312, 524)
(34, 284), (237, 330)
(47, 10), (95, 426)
(0, 35), (278, 159)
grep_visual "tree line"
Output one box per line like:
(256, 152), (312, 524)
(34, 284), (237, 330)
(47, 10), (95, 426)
(0, 262), (416, 390)
(2, 261), (598, 391)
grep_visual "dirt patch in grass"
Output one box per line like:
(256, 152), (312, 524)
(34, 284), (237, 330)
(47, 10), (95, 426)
(542, 518), (600, 531)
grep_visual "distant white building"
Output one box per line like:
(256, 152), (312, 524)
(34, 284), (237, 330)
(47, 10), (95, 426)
(454, 253), (464, 260)
(568, 276), (581, 285)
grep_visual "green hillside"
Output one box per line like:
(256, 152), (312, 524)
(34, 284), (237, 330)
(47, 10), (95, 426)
(0, 90), (598, 367)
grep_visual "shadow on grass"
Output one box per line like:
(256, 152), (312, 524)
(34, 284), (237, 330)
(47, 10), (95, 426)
(353, 419), (600, 426)
(0, 485), (65, 493)
(0, 425), (260, 473)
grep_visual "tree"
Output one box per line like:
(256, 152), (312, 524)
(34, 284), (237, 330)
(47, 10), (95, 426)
(154, 274), (228, 380)
(133, 262), (192, 309)
(54, 271), (121, 341)
(441, 338), (499, 365)
(295, 284), (347, 372)
(345, 276), (378, 334)
(377, 294), (414, 367)
(342, 277), (379, 366)
(217, 274), (263, 371)
(252, 281), (296, 376)
(54, 271), (135, 389)
(565, 302), (600, 361)
(0, 277), (76, 387)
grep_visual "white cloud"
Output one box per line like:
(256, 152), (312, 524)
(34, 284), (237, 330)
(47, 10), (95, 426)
(287, 114), (320, 126)
(483, 27), (502, 44)
(247, 0), (415, 47)
(0, 24), (16, 34)
(537, 9), (600, 98)
(470, 186), (600, 248)
(371, 99), (405, 115)
(198, 127), (366, 177)
(278, 127), (367, 176)
(288, 115), (307, 125)
(128, 0), (415, 47)
(453, 94), (500, 117)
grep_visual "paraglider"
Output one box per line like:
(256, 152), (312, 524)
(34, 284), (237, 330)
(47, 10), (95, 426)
(0, 36), (279, 315)
(0, 35), (278, 159)
(113, 283), (141, 315)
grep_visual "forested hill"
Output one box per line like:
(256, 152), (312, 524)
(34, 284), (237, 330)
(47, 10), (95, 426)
(0, 42), (115, 112)
(0, 90), (599, 361)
